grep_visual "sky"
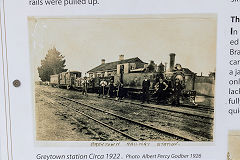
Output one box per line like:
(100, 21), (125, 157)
(28, 15), (217, 81)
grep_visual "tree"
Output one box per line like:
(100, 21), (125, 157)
(37, 47), (68, 81)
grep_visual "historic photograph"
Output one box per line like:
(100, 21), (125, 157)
(228, 131), (240, 160)
(28, 15), (216, 141)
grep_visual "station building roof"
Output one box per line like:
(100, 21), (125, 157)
(182, 68), (195, 74)
(87, 57), (146, 73)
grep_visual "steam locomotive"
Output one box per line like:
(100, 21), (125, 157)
(49, 54), (197, 106)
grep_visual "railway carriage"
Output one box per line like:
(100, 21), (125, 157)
(50, 71), (82, 89)
(50, 74), (59, 87)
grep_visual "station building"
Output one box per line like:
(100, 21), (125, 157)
(87, 55), (148, 78)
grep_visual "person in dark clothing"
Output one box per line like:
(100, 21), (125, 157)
(118, 82), (124, 99)
(116, 82), (124, 100)
(108, 80), (115, 98)
(155, 77), (168, 104)
(172, 78), (184, 106)
(142, 75), (150, 103)
(164, 80), (172, 103)
(82, 77), (88, 96)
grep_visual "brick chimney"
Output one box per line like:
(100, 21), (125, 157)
(101, 59), (105, 64)
(119, 55), (124, 61)
(169, 53), (176, 72)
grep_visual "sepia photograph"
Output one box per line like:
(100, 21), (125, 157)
(28, 15), (216, 142)
(228, 131), (240, 160)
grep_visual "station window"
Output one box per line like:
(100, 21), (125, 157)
(130, 63), (136, 70)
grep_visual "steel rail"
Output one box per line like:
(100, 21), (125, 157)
(111, 98), (213, 120)
(49, 88), (213, 118)
(57, 95), (194, 141)
(90, 97), (213, 125)
(72, 88), (214, 112)
(57, 101), (139, 141)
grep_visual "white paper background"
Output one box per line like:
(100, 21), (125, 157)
(0, 0), (235, 159)
(0, 21), (8, 160)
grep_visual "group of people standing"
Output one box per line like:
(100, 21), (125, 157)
(141, 75), (169, 104)
(141, 75), (184, 106)
(82, 75), (184, 106)
(98, 79), (124, 100)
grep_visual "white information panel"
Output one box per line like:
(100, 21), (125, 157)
(0, 0), (238, 159)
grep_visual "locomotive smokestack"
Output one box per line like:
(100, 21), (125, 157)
(101, 59), (105, 64)
(169, 53), (176, 72)
(119, 55), (124, 61)
(164, 62), (167, 72)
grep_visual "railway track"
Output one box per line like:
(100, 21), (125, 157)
(57, 87), (214, 119)
(101, 98), (213, 124)
(70, 97), (213, 141)
(39, 93), (136, 141)
(55, 90), (212, 127)
(107, 98), (213, 119)
(52, 93), (212, 141)
(57, 101), (140, 141)
(51, 97), (191, 141)
(47, 93), (193, 141)
(40, 87), (213, 141)
(57, 88), (213, 123)
(179, 104), (214, 112)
